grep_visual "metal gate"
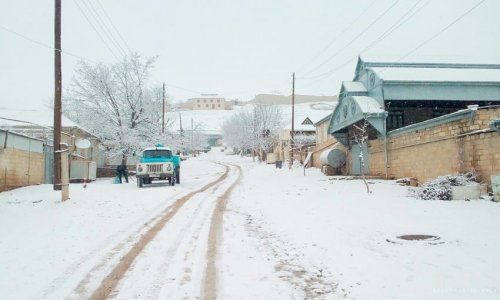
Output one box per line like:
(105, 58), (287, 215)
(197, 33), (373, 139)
(44, 144), (54, 184)
(351, 142), (369, 176)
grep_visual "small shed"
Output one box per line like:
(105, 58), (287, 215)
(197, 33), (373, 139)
(328, 56), (500, 183)
(0, 108), (101, 182)
(0, 129), (45, 191)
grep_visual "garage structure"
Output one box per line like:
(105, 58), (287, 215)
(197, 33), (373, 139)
(328, 57), (500, 184)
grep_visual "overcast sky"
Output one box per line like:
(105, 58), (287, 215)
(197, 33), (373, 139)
(1, 0), (500, 109)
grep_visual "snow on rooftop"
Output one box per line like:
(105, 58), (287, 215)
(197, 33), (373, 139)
(360, 54), (500, 65)
(342, 81), (367, 92)
(351, 96), (385, 114)
(282, 102), (336, 130)
(0, 108), (81, 128)
(370, 67), (500, 83)
(167, 109), (237, 134)
(170, 102), (337, 134)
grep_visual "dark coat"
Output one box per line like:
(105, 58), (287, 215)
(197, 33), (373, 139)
(117, 165), (128, 174)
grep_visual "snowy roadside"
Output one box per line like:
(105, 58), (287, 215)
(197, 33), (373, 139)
(216, 153), (500, 300)
(0, 158), (225, 299)
(1, 149), (500, 300)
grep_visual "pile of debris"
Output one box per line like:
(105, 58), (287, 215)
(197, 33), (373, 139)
(412, 172), (479, 200)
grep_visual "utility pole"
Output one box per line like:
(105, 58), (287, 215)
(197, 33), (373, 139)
(179, 112), (183, 136)
(191, 118), (194, 153)
(53, 0), (62, 190)
(162, 82), (165, 134)
(289, 72), (295, 169)
(179, 112), (184, 153)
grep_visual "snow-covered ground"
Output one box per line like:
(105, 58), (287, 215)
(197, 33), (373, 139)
(167, 101), (335, 134)
(1, 149), (499, 299)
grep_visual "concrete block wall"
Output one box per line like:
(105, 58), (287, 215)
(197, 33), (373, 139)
(369, 107), (500, 186)
(0, 148), (44, 191)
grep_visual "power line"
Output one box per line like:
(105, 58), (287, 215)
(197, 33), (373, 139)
(361, 0), (428, 55)
(396, 0), (487, 63)
(295, 0), (378, 73)
(0, 24), (96, 63)
(79, 0), (129, 57)
(73, 0), (121, 61)
(301, 0), (432, 82)
(300, 0), (402, 78)
(94, 0), (133, 54)
(300, 0), (486, 89)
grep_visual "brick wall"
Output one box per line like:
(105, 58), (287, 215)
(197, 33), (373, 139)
(368, 107), (500, 186)
(0, 148), (44, 191)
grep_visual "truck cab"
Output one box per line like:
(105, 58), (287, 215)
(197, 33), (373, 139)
(136, 144), (180, 187)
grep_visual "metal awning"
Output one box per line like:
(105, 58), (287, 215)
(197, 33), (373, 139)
(328, 96), (387, 145)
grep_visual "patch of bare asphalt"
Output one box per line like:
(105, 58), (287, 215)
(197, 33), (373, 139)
(202, 164), (242, 300)
(87, 164), (230, 300)
(235, 210), (338, 299)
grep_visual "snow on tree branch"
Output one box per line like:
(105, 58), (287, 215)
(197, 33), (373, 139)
(222, 103), (283, 157)
(64, 53), (174, 164)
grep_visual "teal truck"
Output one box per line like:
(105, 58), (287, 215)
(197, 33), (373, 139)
(135, 144), (180, 187)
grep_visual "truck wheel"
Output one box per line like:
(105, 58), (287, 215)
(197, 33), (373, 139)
(171, 176), (175, 186)
(137, 177), (143, 188)
(176, 170), (180, 184)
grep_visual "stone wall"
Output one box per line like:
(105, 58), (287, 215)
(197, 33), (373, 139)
(369, 107), (500, 186)
(0, 148), (44, 191)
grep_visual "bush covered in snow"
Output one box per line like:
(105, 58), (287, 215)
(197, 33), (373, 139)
(413, 172), (479, 200)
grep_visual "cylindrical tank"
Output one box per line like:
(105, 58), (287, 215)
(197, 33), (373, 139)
(319, 143), (347, 168)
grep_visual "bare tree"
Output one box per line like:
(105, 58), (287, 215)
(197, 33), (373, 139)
(352, 118), (371, 193)
(64, 53), (173, 163)
(222, 103), (283, 159)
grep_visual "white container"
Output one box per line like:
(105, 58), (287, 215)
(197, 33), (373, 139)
(266, 153), (276, 164)
(451, 185), (481, 200)
(70, 160), (97, 181)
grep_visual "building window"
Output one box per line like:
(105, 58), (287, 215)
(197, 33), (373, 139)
(210, 99), (214, 102)
(206, 104), (209, 108)
(197, 104), (200, 108)
(197, 99), (200, 102)
(218, 104), (221, 107)
(387, 110), (404, 130)
(204, 99), (207, 102)
(212, 104), (215, 109)
(217, 99), (220, 102)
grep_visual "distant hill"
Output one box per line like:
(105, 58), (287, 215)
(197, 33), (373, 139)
(250, 94), (337, 105)
(167, 101), (336, 135)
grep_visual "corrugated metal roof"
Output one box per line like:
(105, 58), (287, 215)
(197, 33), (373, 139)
(370, 67), (500, 83)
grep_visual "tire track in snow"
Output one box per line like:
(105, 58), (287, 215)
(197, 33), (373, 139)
(44, 188), (189, 299)
(140, 186), (225, 299)
(202, 163), (242, 300)
(132, 163), (241, 299)
(87, 164), (231, 299)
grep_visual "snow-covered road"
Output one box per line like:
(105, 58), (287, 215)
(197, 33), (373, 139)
(89, 163), (240, 299)
(1, 149), (500, 300)
(0, 157), (239, 299)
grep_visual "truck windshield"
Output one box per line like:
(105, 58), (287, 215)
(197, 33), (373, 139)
(143, 150), (172, 158)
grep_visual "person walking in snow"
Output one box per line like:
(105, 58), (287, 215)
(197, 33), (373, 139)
(116, 164), (129, 183)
